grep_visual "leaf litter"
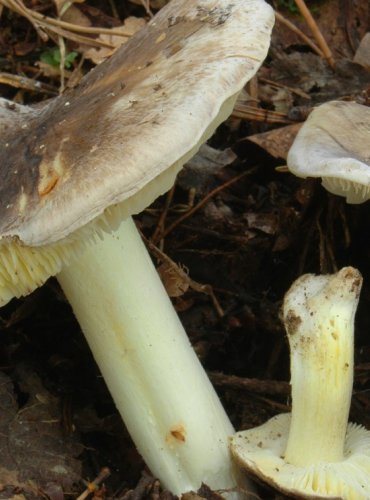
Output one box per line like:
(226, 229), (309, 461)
(1, 0), (370, 498)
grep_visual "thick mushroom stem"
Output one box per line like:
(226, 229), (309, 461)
(57, 216), (239, 495)
(283, 267), (362, 467)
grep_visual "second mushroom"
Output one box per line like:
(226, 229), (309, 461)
(231, 267), (370, 499)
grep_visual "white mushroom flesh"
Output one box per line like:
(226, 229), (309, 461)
(57, 216), (239, 495)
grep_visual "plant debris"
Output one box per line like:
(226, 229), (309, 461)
(1, 0), (370, 498)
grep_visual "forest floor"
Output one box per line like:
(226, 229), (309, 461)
(1, 0), (370, 498)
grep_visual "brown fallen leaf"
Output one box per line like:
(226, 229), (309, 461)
(354, 32), (370, 70)
(157, 262), (190, 298)
(243, 122), (302, 160)
(53, 0), (86, 17)
(83, 17), (147, 64)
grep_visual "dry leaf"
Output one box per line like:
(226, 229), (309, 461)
(354, 32), (370, 70)
(246, 123), (302, 160)
(84, 17), (147, 64)
(60, 3), (91, 27)
(53, 0), (85, 17)
(36, 61), (73, 79)
(157, 262), (189, 297)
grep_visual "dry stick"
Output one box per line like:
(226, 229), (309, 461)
(294, 0), (335, 67)
(57, 34), (66, 94)
(232, 103), (293, 124)
(2, 0), (116, 48)
(0, 71), (57, 94)
(140, 0), (154, 18)
(259, 76), (310, 99)
(76, 467), (111, 500)
(55, 3), (66, 94)
(151, 185), (176, 245)
(1, 0), (134, 49)
(245, 76), (260, 134)
(41, 24), (116, 48)
(274, 11), (324, 58)
(144, 234), (225, 317)
(160, 169), (255, 240)
(247, 75), (259, 102)
(2, 0), (135, 37)
(108, 0), (119, 19)
(209, 372), (290, 397)
(254, 393), (290, 412)
(338, 201), (351, 248)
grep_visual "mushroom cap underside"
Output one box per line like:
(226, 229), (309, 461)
(0, 0), (274, 247)
(287, 101), (370, 203)
(230, 413), (370, 500)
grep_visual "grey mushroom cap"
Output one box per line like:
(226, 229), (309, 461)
(0, 0), (274, 305)
(287, 100), (370, 203)
(0, 0), (274, 247)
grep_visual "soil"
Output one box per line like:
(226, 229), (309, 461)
(1, 0), (370, 499)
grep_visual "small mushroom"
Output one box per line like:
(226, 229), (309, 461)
(287, 100), (370, 203)
(0, 0), (274, 495)
(230, 267), (370, 499)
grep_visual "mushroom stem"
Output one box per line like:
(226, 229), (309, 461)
(57, 216), (240, 495)
(283, 267), (361, 467)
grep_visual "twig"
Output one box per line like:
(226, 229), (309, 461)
(108, 0), (119, 19)
(232, 103), (294, 124)
(76, 467), (111, 500)
(140, 0), (154, 18)
(294, 0), (335, 67)
(253, 393), (290, 412)
(259, 76), (310, 99)
(0, 71), (58, 94)
(1, 0), (135, 48)
(275, 10), (324, 58)
(57, 34), (66, 94)
(209, 371), (290, 396)
(246, 75), (259, 102)
(160, 170), (256, 240)
(2, 0), (133, 36)
(151, 185), (175, 245)
(144, 235), (225, 317)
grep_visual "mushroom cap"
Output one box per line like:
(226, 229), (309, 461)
(287, 101), (370, 203)
(0, 0), (274, 247)
(230, 413), (370, 500)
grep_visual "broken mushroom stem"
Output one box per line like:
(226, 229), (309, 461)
(230, 268), (370, 498)
(283, 267), (362, 466)
(57, 214), (238, 495)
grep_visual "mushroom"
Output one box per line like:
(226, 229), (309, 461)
(230, 267), (370, 499)
(287, 100), (370, 203)
(0, 0), (274, 495)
